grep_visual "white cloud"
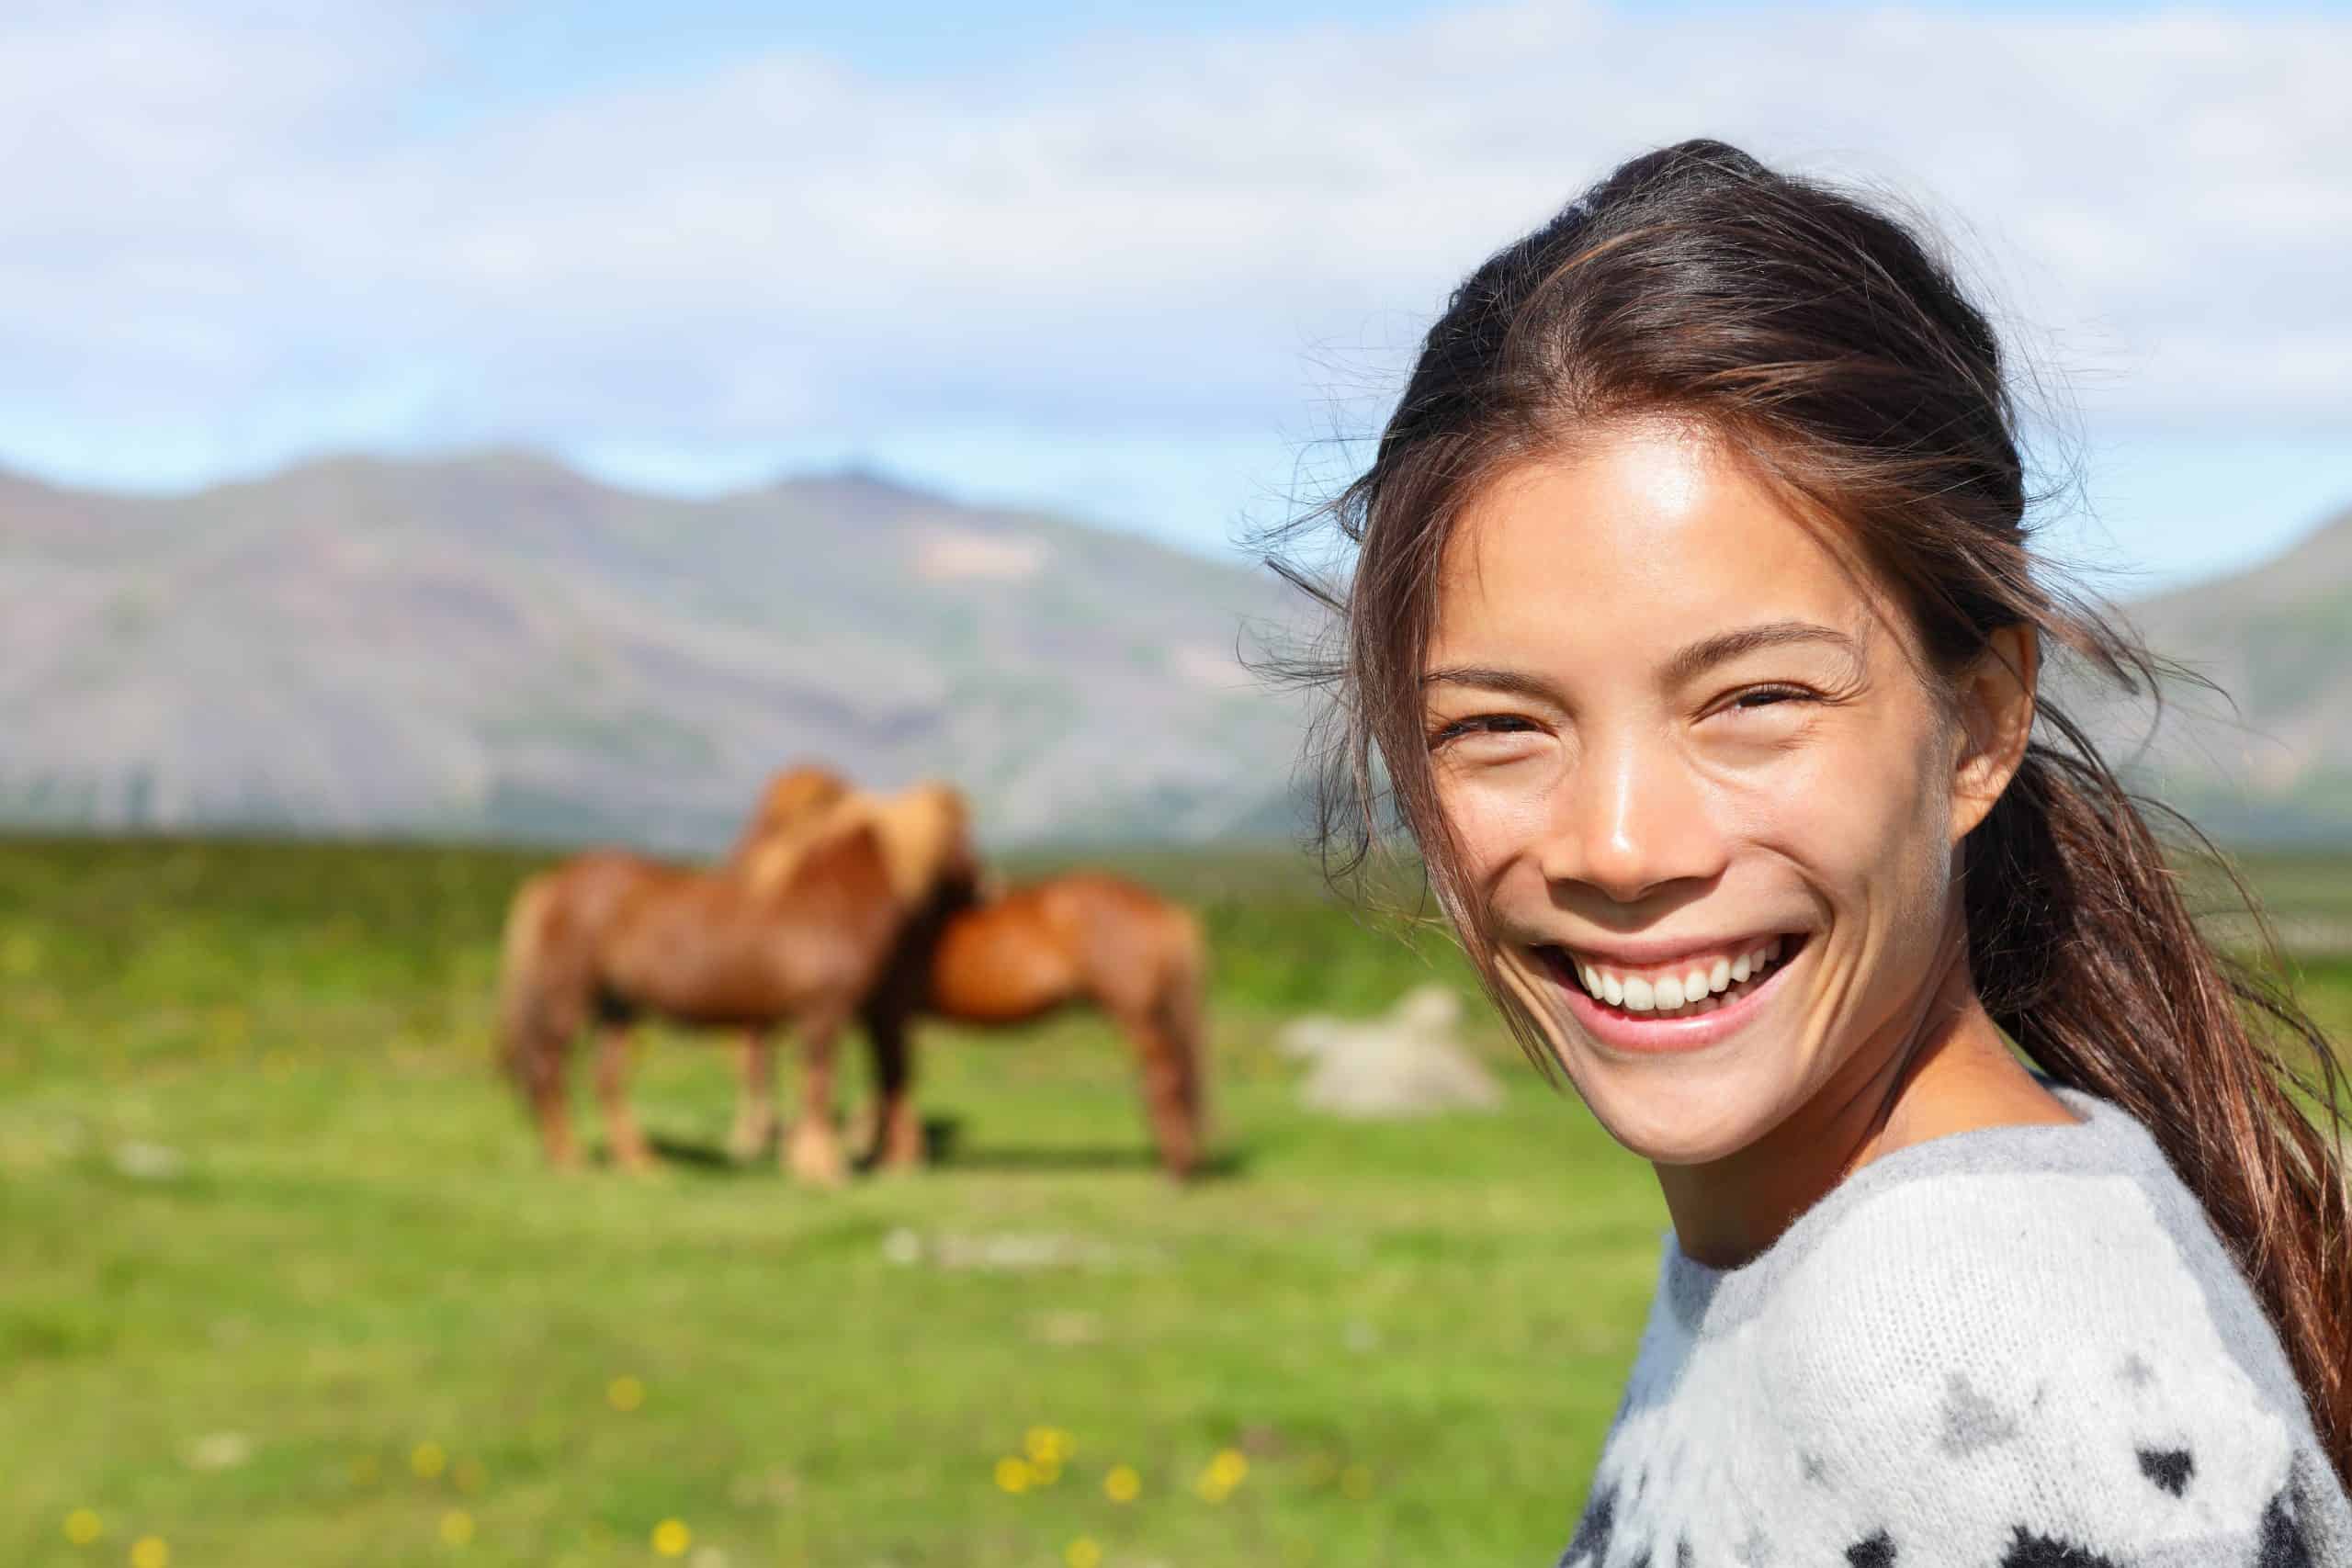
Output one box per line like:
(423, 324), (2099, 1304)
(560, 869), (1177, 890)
(0, 1), (2346, 497)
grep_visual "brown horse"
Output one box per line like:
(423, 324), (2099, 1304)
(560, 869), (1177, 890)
(496, 774), (972, 1182)
(734, 871), (1212, 1180)
(492, 762), (849, 1163)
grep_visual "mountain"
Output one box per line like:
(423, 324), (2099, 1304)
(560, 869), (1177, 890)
(3, 450), (2344, 849)
(0, 452), (1319, 850)
(2096, 504), (2352, 843)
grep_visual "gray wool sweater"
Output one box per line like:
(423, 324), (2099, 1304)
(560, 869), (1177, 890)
(1559, 1087), (2352, 1568)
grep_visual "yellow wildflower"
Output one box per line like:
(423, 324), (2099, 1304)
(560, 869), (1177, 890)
(411, 1441), (447, 1480)
(993, 1457), (1032, 1495)
(607, 1375), (646, 1412)
(1065, 1538), (1102, 1568)
(130, 1539), (170, 1568)
(1103, 1464), (1141, 1503)
(438, 1510), (475, 1547)
(62, 1509), (103, 1545)
(651, 1518), (692, 1557)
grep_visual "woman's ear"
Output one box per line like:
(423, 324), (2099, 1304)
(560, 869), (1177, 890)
(1951, 624), (2038, 840)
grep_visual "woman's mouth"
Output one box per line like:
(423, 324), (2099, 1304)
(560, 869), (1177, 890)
(1530, 932), (1810, 1052)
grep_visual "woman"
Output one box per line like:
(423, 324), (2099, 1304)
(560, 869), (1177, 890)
(1278, 141), (2352, 1562)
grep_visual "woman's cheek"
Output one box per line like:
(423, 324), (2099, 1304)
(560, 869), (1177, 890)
(1726, 710), (1917, 846)
(1436, 767), (1551, 884)
(1711, 739), (1851, 849)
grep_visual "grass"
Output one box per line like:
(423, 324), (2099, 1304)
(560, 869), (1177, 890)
(1, 835), (2346, 1566)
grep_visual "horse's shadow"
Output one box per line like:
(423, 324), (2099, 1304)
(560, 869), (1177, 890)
(638, 1134), (744, 1173)
(627, 1116), (1248, 1181)
(913, 1116), (1250, 1179)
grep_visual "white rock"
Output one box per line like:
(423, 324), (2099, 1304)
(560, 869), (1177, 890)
(112, 1141), (184, 1181)
(188, 1431), (252, 1472)
(1289, 985), (1503, 1120)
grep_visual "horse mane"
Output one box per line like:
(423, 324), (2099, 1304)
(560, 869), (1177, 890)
(739, 780), (973, 909)
(726, 763), (854, 870)
(863, 782), (972, 906)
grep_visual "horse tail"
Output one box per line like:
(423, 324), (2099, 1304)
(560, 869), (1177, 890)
(494, 873), (566, 1094)
(1155, 904), (1212, 1162)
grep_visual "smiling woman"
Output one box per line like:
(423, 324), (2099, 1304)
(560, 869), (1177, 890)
(1270, 141), (2352, 1562)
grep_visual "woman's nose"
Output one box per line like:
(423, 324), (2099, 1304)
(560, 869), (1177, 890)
(1536, 731), (1726, 906)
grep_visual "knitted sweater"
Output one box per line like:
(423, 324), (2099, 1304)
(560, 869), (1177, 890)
(1559, 1087), (2352, 1568)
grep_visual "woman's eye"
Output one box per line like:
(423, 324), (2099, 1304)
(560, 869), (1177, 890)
(1430, 715), (1537, 747)
(1716, 684), (1816, 717)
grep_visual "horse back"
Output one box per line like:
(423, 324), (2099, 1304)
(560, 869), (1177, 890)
(925, 872), (1182, 1022)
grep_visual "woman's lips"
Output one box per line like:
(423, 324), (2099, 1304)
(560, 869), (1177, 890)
(1532, 933), (1808, 1055)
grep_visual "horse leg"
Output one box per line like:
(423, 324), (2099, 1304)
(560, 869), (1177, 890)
(728, 1029), (778, 1162)
(594, 1021), (656, 1174)
(1118, 1006), (1201, 1181)
(525, 1031), (581, 1169)
(785, 1008), (851, 1189)
(865, 1008), (925, 1173)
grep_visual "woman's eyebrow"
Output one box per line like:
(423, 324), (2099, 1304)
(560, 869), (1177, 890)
(1665, 620), (1864, 686)
(1419, 665), (1566, 704)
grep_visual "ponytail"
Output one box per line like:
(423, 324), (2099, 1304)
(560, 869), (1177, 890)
(1964, 705), (2352, 1478)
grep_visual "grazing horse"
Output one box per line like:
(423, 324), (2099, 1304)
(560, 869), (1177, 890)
(733, 871), (1212, 1180)
(496, 775), (972, 1182)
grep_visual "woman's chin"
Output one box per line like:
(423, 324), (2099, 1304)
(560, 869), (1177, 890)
(1563, 1058), (1780, 1168)
(1602, 1118), (1758, 1168)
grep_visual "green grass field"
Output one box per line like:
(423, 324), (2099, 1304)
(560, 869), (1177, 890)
(3, 837), (2346, 1567)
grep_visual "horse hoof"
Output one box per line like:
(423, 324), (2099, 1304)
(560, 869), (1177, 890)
(786, 1134), (848, 1188)
(791, 1159), (848, 1189)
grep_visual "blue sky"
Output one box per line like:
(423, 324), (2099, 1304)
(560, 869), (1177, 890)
(1, 0), (2347, 592)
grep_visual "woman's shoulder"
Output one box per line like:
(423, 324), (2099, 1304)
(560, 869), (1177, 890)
(1724, 1089), (2310, 1417)
(1596, 1090), (2352, 1566)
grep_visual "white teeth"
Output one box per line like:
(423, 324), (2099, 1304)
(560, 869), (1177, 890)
(1568, 936), (1798, 1015)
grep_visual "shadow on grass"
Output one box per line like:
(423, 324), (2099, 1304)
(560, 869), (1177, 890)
(922, 1116), (1252, 1180)
(639, 1134), (748, 1172)
(625, 1119), (1252, 1182)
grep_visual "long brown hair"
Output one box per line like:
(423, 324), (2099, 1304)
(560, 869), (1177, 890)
(1267, 139), (2352, 1480)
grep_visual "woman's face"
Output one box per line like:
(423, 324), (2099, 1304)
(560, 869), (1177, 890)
(1422, 423), (1984, 1166)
